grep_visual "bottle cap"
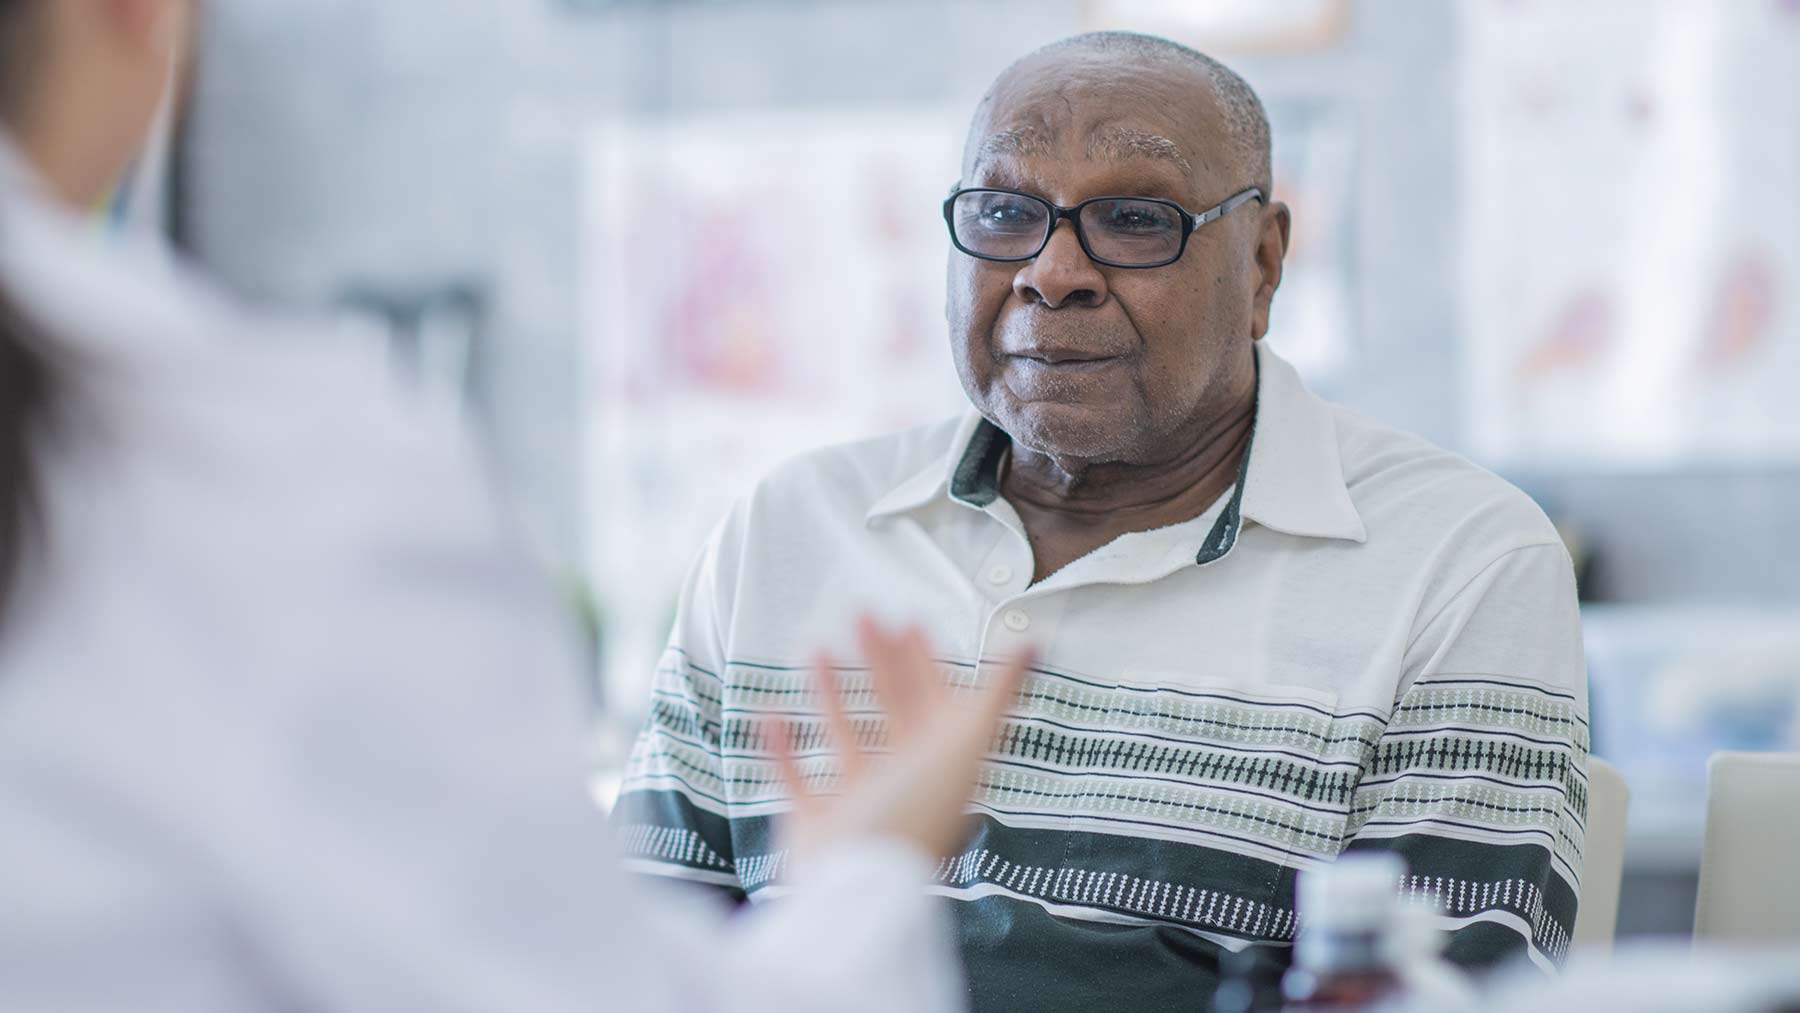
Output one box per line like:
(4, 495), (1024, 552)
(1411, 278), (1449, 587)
(1298, 852), (1406, 934)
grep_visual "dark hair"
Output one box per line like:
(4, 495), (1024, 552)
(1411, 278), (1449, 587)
(0, 284), (51, 624)
(1, 0), (50, 625)
(0, 0), (36, 118)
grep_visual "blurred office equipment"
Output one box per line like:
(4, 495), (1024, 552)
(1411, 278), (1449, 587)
(1694, 752), (1800, 943)
(1573, 758), (1630, 953)
(1583, 607), (1800, 934)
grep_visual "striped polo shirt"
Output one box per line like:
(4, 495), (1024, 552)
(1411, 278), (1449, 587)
(613, 342), (1588, 1011)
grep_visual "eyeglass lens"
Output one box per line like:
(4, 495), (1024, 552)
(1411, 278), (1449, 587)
(950, 191), (1186, 266)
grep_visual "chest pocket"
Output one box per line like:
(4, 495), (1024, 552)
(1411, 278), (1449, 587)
(1028, 672), (1365, 943)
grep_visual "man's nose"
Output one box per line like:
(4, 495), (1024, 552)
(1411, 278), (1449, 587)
(1014, 220), (1108, 309)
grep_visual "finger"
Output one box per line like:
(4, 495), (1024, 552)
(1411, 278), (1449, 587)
(899, 624), (945, 702)
(905, 623), (952, 722)
(767, 716), (821, 819)
(859, 614), (922, 731)
(885, 622), (938, 736)
(811, 652), (867, 781)
(765, 717), (827, 863)
(858, 617), (903, 734)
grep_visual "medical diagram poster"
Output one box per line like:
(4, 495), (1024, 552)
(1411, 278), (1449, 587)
(580, 108), (970, 711)
(1459, 0), (1800, 468)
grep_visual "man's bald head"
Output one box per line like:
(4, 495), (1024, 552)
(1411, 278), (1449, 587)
(964, 30), (1273, 198)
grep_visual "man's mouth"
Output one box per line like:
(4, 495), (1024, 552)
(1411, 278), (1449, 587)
(1007, 352), (1124, 373)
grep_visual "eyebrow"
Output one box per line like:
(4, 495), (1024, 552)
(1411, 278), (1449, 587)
(973, 124), (1194, 177)
(976, 126), (1055, 164)
(1085, 126), (1192, 176)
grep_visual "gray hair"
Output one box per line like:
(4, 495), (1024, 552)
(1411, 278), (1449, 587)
(985, 30), (1274, 197)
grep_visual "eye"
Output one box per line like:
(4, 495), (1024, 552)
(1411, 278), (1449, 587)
(964, 194), (1046, 233)
(1099, 200), (1179, 233)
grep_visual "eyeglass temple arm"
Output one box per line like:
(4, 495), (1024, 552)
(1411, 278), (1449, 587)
(1191, 187), (1267, 228)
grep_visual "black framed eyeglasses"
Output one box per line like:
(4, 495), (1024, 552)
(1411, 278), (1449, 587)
(941, 185), (1265, 269)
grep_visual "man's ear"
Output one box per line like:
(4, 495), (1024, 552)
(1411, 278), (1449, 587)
(1248, 200), (1291, 342)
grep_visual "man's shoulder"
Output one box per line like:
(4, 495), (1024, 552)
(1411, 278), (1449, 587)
(1329, 405), (1562, 558)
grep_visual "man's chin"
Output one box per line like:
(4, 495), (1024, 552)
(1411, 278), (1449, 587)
(993, 399), (1139, 463)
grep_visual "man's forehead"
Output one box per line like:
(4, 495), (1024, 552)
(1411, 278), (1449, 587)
(966, 60), (1223, 180)
(971, 120), (1197, 180)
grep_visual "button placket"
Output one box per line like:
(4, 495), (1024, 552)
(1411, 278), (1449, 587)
(977, 589), (1103, 912)
(974, 530), (1028, 602)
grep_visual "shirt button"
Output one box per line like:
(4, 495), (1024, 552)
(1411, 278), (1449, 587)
(987, 564), (1014, 586)
(1003, 609), (1030, 632)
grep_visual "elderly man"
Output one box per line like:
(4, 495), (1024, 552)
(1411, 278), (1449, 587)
(614, 30), (1587, 1011)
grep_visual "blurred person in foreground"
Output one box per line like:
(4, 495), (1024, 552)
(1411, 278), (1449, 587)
(0, 2), (1034, 1010)
(615, 30), (1589, 1011)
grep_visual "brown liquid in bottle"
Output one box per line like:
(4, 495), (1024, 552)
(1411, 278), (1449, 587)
(1278, 854), (1410, 1011)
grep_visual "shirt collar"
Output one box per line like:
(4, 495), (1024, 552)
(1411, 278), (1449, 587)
(866, 342), (1366, 554)
(862, 413), (981, 521)
(1241, 342), (1368, 545)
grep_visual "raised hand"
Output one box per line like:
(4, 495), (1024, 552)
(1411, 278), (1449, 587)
(769, 616), (1034, 864)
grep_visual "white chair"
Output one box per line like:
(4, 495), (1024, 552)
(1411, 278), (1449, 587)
(1694, 751), (1800, 942)
(1572, 756), (1630, 951)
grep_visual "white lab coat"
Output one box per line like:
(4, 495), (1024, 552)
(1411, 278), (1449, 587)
(0, 139), (961, 1012)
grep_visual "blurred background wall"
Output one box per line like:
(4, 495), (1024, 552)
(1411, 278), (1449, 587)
(164, 0), (1800, 941)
